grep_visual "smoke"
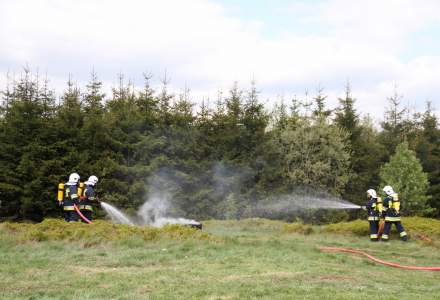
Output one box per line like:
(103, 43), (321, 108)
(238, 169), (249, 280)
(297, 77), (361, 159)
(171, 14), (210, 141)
(211, 162), (254, 219)
(100, 165), (361, 226)
(136, 189), (199, 227)
(133, 170), (199, 227)
(212, 163), (251, 198)
(137, 190), (170, 225)
(101, 191), (199, 227)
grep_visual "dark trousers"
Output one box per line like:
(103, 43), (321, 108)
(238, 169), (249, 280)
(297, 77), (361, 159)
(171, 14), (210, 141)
(382, 221), (408, 241)
(80, 210), (93, 223)
(368, 220), (379, 241)
(63, 211), (69, 222)
(64, 211), (79, 222)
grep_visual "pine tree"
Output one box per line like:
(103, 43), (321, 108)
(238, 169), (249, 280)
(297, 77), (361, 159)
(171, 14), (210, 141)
(58, 76), (82, 133)
(55, 76), (83, 176)
(172, 86), (194, 128)
(334, 84), (385, 205)
(312, 87), (331, 120)
(274, 119), (351, 195)
(416, 102), (440, 216)
(334, 83), (359, 142)
(0, 68), (58, 220)
(39, 75), (56, 119)
(289, 95), (302, 126)
(271, 99), (288, 131)
(380, 87), (408, 156)
(157, 71), (173, 128)
(222, 82), (245, 161)
(380, 141), (431, 215)
(136, 73), (158, 132)
(81, 71), (108, 162)
(83, 70), (105, 114)
(225, 82), (243, 125)
(242, 81), (268, 158)
(195, 98), (214, 160)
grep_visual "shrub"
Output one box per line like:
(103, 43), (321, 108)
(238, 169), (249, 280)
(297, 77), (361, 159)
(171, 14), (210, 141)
(0, 219), (216, 243)
(283, 223), (314, 235)
(322, 219), (368, 236)
(322, 217), (440, 240)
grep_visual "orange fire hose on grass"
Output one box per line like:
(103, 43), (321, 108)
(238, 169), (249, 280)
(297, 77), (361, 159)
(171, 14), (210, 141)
(320, 246), (440, 271)
(73, 204), (93, 224)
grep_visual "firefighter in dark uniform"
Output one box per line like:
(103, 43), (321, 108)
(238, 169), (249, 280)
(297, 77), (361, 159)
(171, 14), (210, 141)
(63, 173), (80, 222)
(79, 175), (100, 222)
(381, 185), (408, 241)
(366, 189), (382, 241)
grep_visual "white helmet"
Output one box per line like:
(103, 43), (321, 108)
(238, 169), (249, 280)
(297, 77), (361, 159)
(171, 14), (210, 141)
(383, 185), (394, 196)
(367, 189), (377, 198)
(85, 175), (98, 186)
(68, 172), (80, 184)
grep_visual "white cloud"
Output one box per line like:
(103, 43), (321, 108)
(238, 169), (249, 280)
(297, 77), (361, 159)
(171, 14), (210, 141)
(0, 0), (439, 121)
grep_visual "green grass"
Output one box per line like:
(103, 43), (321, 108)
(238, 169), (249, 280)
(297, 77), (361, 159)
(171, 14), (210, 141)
(1, 218), (440, 299)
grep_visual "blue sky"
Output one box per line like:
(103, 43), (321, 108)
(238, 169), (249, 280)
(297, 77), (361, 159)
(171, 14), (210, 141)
(1, 0), (440, 119)
(219, 0), (327, 37)
(220, 0), (440, 61)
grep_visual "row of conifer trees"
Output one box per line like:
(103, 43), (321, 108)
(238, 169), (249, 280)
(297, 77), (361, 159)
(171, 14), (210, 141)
(0, 69), (438, 222)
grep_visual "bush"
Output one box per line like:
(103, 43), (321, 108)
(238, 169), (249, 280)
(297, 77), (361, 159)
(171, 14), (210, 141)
(203, 218), (286, 231)
(322, 219), (368, 236)
(322, 217), (440, 240)
(0, 219), (215, 243)
(283, 223), (314, 235)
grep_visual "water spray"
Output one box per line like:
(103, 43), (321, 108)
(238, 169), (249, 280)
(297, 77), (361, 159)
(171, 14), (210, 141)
(97, 200), (202, 229)
(254, 193), (363, 216)
(100, 202), (134, 225)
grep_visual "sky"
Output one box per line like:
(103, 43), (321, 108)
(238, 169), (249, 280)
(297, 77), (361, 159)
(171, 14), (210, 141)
(1, 0), (440, 120)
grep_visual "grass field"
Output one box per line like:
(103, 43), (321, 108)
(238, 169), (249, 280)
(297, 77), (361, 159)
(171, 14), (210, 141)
(1, 218), (440, 299)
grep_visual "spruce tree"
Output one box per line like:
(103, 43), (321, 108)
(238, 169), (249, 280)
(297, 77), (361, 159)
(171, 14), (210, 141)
(380, 87), (407, 156)
(334, 84), (384, 205)
(274, 119), (351, 195)
(242, 81), (268, 159)
(136, 73), (158, 133)
(0, 69), (58, 220)
(223, 82), (244, 161)
(416, 102), (440, 216)
(312, 87), (331, 120)
(81, 71), (108, 161)
(380, 141), (431, 215)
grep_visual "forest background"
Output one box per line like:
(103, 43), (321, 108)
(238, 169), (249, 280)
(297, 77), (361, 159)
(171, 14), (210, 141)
(0, 69), (438, 223)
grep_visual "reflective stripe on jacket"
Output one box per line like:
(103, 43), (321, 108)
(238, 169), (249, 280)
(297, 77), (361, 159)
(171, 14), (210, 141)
(383, 193), (401, 221)
(367, 197), (382, 221)
(63, 184), (78, 210)
(80, 185), (96, 211)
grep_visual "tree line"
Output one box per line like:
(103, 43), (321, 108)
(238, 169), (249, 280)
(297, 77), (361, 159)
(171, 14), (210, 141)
(0, 68), (438, 222)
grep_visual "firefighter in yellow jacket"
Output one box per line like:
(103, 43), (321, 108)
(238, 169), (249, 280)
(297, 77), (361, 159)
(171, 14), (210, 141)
(59, 173), (81, 222)
(381, 185), (408, 241)
(366, 189), (382, 241)
(79, 175), (100, 222)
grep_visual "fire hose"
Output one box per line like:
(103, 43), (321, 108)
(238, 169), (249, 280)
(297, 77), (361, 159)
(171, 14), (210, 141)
(320, 247), (440, 271)
(73, 204), (93, 224)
